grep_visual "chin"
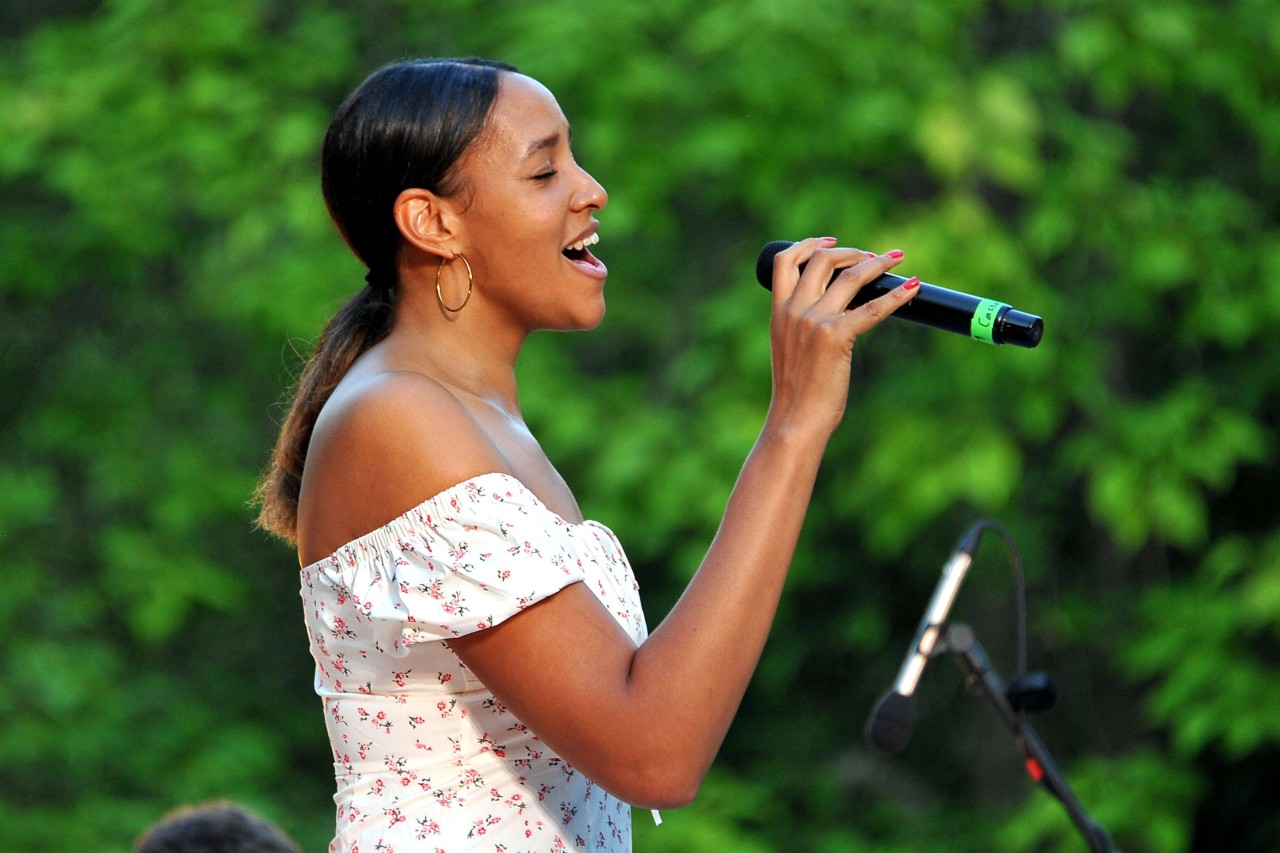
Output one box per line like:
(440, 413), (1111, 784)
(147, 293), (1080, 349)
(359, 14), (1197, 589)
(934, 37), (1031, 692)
(563, 297), (607, 332)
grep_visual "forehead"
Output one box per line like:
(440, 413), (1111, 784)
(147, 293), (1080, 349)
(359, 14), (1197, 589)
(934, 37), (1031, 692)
(475, 73), (569, 163)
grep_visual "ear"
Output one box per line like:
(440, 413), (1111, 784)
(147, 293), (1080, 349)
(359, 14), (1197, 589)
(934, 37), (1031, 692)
(393, 188), (459, 259)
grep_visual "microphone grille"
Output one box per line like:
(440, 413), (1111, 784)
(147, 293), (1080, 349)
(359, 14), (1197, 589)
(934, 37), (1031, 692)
(755, 240), (795, 290)
(865, 690), (916, 755)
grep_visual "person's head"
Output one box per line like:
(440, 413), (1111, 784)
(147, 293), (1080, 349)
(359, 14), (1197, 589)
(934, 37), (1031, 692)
(257, 57), (608, 544)
(134, 801), (300, 853)
(325, 60), (610, 332)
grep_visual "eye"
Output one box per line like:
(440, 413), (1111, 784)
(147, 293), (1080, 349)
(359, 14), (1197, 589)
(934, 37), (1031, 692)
(533, 169), (558, 182)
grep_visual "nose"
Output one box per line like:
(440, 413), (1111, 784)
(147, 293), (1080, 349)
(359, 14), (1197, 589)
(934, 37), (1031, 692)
(574, 164), (608, 211)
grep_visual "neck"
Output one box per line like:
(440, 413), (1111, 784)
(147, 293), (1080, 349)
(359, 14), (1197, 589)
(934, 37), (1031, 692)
(384, 279), (528, 416)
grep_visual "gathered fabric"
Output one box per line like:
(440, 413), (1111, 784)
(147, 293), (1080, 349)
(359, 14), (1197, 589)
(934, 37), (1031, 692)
(300, 472), (647, 852)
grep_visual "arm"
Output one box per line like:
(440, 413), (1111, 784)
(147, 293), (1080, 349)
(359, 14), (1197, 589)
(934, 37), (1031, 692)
(449, 239), (920, 808)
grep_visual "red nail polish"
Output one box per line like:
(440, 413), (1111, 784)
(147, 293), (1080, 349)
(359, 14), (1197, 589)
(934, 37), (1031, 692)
(887, 249), (904, 259)
(865, 251), (878, 259)
(821, 236), (838, 242)
(902, 276), (920, 290)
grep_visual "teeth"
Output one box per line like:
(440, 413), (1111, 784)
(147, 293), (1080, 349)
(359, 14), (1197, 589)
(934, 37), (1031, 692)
(566, 233), (600, 252)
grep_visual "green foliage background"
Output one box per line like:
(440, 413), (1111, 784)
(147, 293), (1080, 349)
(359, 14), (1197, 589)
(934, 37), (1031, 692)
(2, 1), (1278, 850)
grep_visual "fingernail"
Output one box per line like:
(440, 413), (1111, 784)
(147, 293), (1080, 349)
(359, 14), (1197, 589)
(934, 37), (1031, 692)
(821, 236), (838, 242)
(887, 249), (905, 259)
(902, 276), (920, 290)
(864, 251), (878, 259)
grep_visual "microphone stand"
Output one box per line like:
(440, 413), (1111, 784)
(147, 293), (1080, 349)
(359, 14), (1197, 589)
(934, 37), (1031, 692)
(938, 622), (1117, 853)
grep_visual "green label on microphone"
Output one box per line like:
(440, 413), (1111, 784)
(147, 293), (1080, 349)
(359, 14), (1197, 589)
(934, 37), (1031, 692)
(970, 299), (1008, 344)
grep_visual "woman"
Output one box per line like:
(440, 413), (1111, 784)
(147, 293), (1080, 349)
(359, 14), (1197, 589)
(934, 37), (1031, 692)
(256, 57), (918, 852)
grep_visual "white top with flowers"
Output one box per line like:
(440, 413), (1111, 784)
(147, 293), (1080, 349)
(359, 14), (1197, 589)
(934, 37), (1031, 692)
(300, 473), (648, 853)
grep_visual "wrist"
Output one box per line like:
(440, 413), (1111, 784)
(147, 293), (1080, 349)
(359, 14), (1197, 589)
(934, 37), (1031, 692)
(757, 411), (832, 464)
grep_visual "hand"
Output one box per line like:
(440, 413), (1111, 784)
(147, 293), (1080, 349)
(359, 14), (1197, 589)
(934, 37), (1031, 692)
(764, 236), (919, 440)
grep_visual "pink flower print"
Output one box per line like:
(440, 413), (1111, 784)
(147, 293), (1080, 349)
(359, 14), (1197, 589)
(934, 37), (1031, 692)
(408, 715), (426, 729)
(385, 807), (406, 826)
(560, 802), (578, 825)
(331, 616), (357, 640)
(415, 818), (441, 838)
(511, 540), (541, 558)
(441, 591), (468, 617)
(438, 671), (453, 684)
(467, 814), (500, 838)
(490, 789), (525, 813)
(392, 670), (410, 687)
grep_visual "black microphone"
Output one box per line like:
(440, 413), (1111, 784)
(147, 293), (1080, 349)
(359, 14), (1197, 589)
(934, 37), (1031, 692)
(756, 240), (1044, 348)
(865, 523), (984, 754)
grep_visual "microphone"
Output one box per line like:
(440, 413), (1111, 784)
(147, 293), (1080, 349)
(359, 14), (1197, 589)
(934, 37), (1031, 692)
(865, 523), (984, 754)
(755, 240), (1044, 348)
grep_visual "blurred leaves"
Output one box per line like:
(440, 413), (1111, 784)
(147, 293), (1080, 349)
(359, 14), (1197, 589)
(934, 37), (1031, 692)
(2, 0), (1278, 851)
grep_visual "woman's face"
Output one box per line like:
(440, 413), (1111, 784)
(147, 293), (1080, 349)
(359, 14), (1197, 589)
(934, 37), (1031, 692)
(451, 73), (609, 333)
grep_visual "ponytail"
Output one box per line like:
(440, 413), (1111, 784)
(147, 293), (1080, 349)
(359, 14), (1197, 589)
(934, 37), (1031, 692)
(254, 285), (394, 543)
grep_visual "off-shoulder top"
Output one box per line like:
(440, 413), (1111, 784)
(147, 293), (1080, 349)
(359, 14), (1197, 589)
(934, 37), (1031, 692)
(300, 473), (647, 852)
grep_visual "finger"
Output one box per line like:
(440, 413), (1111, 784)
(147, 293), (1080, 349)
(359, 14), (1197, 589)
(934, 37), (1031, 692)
(815, 249), (905, 313)
(794, 247), (874, 302)
(836, 273), (921, 335)
(768, 237), (837, 303)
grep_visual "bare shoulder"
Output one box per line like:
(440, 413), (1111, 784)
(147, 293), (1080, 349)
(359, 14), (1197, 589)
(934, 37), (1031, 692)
(297, 370), (507, 562)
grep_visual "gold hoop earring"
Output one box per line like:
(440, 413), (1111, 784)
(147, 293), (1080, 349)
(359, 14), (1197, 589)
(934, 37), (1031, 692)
(436, 254), (474, 313)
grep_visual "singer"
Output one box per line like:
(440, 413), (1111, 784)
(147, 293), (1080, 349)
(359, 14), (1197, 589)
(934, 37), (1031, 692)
(254, 57), (920, 852)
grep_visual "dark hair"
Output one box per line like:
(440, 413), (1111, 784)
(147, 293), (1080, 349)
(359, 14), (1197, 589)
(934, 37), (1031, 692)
(135, 801), (300, 853)
(255, 57), (518, 543)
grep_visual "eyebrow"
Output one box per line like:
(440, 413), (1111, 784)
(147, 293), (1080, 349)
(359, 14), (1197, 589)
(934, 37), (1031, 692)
(520, 126), (572, 160)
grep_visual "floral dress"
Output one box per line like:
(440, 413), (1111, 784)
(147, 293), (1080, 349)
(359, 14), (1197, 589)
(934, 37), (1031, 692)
(300, 473), (648, 853)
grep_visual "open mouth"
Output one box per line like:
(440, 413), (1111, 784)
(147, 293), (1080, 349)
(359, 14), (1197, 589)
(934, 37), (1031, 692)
(562, 231), (600, 262)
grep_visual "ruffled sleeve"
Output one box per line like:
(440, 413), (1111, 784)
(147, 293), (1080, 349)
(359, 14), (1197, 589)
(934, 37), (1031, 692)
(310, 474), (589, 653)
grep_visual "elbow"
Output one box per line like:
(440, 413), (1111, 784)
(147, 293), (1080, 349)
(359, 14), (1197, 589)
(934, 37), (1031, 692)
(604, 756), (706, 810)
